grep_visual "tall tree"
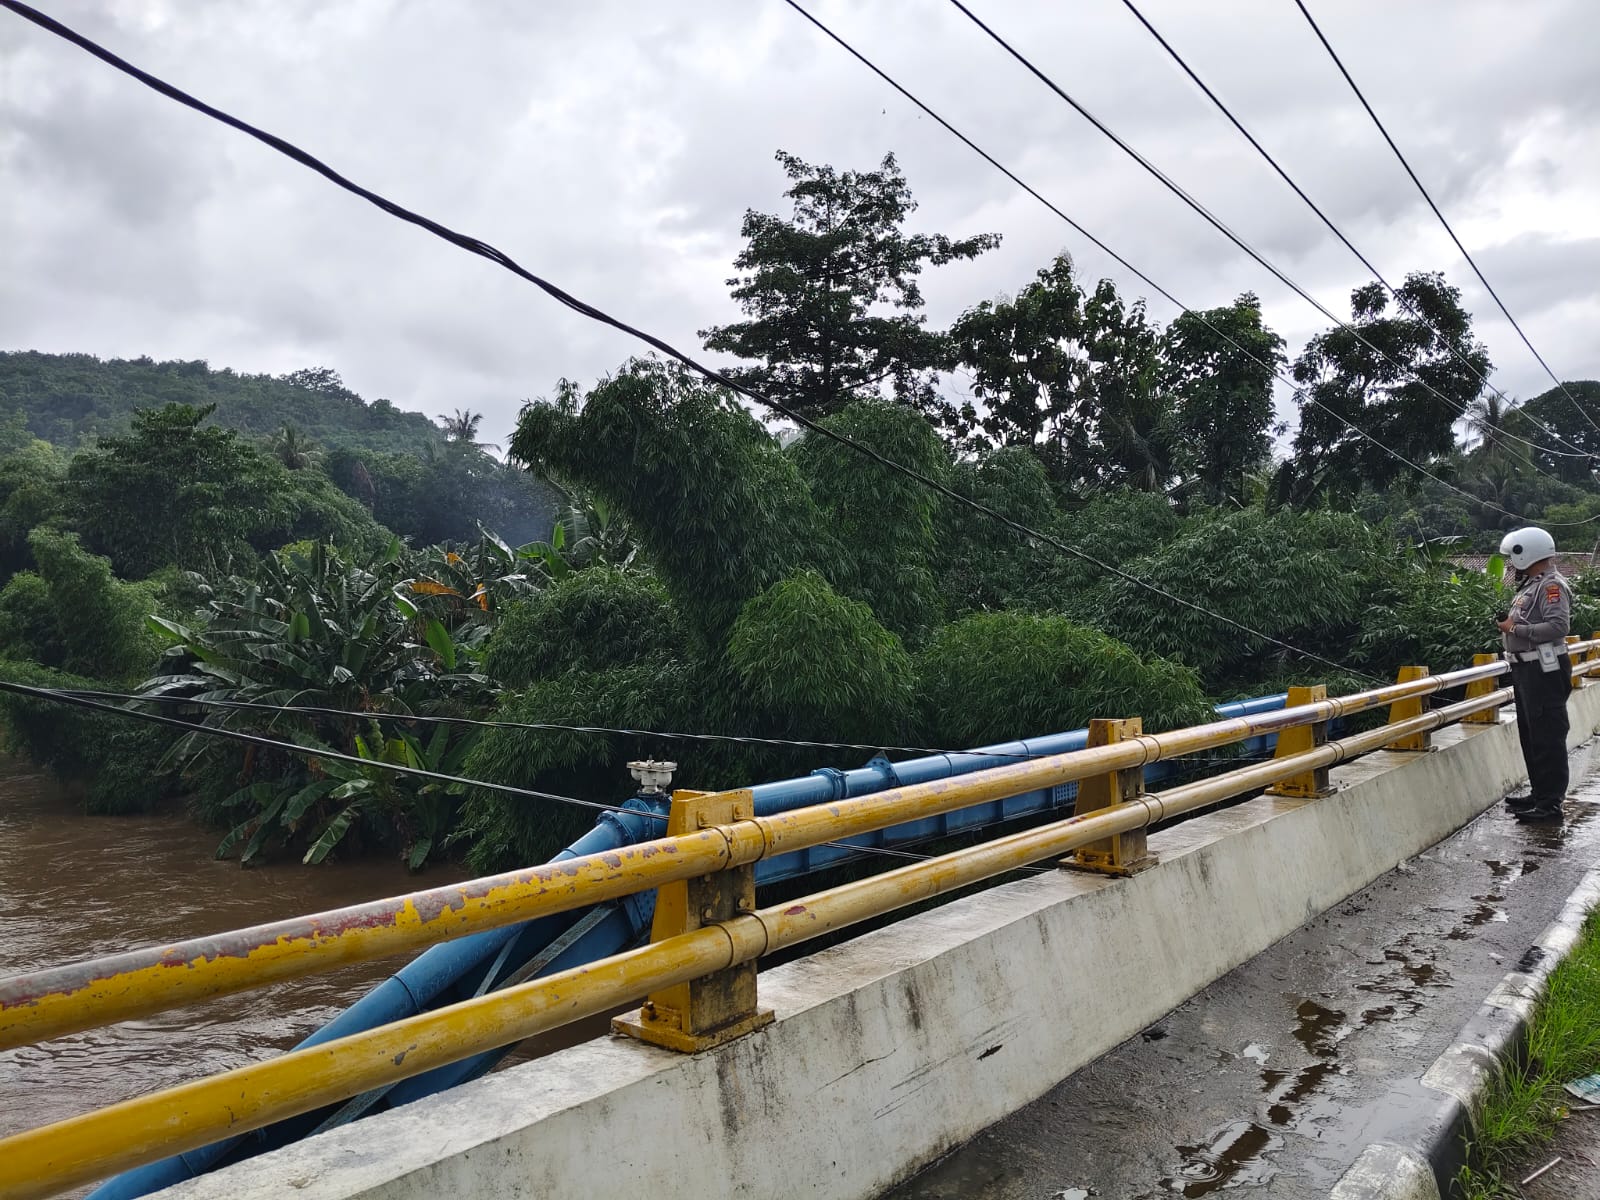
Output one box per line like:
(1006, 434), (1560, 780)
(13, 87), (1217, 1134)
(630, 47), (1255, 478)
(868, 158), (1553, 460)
(700, 150), (1000, 421)
(1511, 380), (1600, 485)
(950, 253), (1168, 491)
(67, 404), (285, 576)
(1163, 293), (1286, 505)
(1284, 271), (1490, 503)
(439, 408), (498, 450)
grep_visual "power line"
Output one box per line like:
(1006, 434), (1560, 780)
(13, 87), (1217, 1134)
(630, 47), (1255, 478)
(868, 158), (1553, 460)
(0, 677), (618, 816)
(1, 678), (1059, 875)
(942, 0), (1600, 492)
(932, 0), (1600, 524)
(780, 2), (1600, 529)
(0, 1), (1386, 680)
(941, 2), (1507, 445)
(66, 688), (1061, 762)
(1116, 0), (1593, 466)
(1289, 0), (1600, 436)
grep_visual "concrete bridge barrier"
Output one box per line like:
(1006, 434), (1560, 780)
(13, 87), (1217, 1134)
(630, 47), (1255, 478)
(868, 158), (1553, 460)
(156, 683), (1600, 1200)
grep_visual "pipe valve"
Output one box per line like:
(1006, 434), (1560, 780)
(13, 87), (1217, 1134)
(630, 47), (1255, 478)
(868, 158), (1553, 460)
(627, 760), (677, 794)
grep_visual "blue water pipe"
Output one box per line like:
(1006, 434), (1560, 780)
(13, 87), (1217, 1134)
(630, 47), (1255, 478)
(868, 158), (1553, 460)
(91, 694), (1286, 1198)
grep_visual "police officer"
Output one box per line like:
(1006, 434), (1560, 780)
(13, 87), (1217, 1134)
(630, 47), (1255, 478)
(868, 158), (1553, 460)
(1496, 526), (1572, 823)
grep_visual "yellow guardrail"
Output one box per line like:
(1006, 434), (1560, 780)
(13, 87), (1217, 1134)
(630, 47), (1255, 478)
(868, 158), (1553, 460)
(1, 647), (1595, 1199)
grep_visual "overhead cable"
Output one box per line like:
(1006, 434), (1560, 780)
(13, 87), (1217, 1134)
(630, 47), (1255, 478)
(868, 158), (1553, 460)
(0, 0), (1385, 678)
(941, 0), (1600, 513)
(66, 687), (1058, 761)
(0, 677), (620, 816)
(1289, 0), (1600, 436)
(1117, 0), (1592, 464)
(782, 1), (1600, 528)
(0, 678), (1057, 875)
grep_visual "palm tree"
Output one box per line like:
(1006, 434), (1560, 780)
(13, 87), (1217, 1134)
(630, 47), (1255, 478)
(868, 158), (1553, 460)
(271, 423), (319, 470)
(1462, 392), (1528, 462)
(438, 408), (500, 452)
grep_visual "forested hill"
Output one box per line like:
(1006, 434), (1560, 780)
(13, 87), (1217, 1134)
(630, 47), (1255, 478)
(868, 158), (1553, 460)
(0, 349), (562, 549)
(0, 351), (442, 454)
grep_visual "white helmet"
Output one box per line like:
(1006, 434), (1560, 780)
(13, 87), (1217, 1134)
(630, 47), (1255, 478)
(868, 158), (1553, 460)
(1500, 526), (1557, 571)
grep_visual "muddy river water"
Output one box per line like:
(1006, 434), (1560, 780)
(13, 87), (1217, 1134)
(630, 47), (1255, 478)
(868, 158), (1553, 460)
(0, 762), (482, 1194)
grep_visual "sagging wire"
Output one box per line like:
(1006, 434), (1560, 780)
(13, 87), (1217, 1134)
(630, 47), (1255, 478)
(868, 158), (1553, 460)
(0, 0), (1385, 682)
(0, 678), (1070, 876)
(1117, 0), (1593, 465)
(937, 0), (1600, 526)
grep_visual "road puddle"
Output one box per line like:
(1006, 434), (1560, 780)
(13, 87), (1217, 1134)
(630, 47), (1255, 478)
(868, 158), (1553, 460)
(1162, 1121), (1281, 1196)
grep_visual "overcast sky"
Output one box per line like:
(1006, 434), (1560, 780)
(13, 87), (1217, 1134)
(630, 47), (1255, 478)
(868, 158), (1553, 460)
(3, 0), (1597, 449)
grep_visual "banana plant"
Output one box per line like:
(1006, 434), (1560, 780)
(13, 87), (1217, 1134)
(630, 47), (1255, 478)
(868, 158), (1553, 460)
(141, 540), (494, 865)
(212, 722), (476, 868)
(518, 493), (638, 581)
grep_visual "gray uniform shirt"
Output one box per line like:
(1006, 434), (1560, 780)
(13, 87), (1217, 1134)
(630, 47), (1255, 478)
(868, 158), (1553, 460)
(1503, 567), (1572, 653)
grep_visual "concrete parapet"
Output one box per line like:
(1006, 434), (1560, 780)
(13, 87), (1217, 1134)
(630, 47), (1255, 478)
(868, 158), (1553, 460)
(160, 685), (1600, 1200)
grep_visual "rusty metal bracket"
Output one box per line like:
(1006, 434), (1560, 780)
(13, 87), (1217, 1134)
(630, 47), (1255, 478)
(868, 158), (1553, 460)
(1385, 665), (1432, 751)
(1463, 653), (1505, 725)
(1061, 718), (1156, 876)
(1569, 636), (1585, 689)
(1266, 685), (1336, 798)
(612, 788), (774, 1052)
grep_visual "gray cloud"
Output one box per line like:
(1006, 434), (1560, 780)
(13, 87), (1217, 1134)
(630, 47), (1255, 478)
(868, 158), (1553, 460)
(2, 0), (1597, 455)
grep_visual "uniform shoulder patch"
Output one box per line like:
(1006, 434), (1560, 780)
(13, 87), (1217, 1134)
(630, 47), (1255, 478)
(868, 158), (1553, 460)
(1547, 582), (1563, 605)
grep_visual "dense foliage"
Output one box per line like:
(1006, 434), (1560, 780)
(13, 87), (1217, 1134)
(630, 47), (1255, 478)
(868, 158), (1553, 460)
(3, 145), (1599, 878)
(0, 354), (560, 550)
(0, 354), (440, 454)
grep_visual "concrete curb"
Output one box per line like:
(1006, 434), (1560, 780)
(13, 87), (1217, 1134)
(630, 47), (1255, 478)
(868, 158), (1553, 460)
(1329, 858), (1600, 1200)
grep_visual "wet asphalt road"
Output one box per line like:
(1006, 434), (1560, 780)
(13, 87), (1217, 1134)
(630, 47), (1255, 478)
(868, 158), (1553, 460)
(884, 762), (1600, 1200)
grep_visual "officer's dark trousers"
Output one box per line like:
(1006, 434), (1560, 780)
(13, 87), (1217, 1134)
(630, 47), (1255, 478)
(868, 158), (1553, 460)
(1510, 654), (1571, 807)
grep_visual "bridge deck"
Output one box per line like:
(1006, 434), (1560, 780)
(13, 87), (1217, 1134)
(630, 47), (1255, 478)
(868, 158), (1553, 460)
(885, 762), (1600, 1200)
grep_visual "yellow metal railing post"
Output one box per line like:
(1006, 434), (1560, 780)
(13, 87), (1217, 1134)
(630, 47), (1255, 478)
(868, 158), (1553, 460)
(1265, 685), (1335, 797)
(612, 788), (773, 1052)
(1569, 635), (1585, 689)
(1386, 666), (1432, 751)
(1462, 653), (1504, 725)
(1064, 718), (1155, 875)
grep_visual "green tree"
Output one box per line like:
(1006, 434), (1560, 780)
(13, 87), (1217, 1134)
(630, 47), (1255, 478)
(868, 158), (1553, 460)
(271, 423), (320, 471)
(0, 435), (66, 582)
(701, 150), (999, 421)
(485, 569), (682, 688)
(789, 400), (947, 639)
(725, 569), (914, 743)
(67, 403), (282, 575)
(1085, 508), (1389, 688)
(512, 358), (845, 644)
(67, 403), (388, 576)
(1513, 381), (1600, 485)
(3, 529), (163, 681)
(1284, 272), (1490, 503)
(950, 254), (1169, 491)
(949, 252), (1092, 458)
(439, 408), (500, 452)
(1163, 293), (1286, 505)
(915, 612), (1212, 747)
